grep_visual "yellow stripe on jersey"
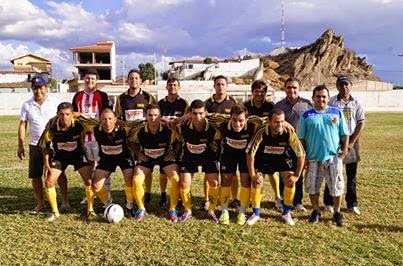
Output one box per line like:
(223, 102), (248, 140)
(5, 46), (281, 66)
(288, 132), (305, 157)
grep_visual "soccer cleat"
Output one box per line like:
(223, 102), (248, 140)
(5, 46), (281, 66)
(144, 193), (152, 204)
(80, 197), (87, 205)
(169, 209), (179, 223)
(180, 211), (192, 223)
(236, 213), (247, 225)
(219, 212), (230, 225)
(203, 200), (210, 211)
(294, 204), (307, 212)
(208, 211), (219, 224)
(308, 210), (321, 224)
(46, 212), (60, 222)
(246, 214), (260, 225)
(30, 205), (45, 215)
(135, 209), (146, 222)
(230, 199), (241, 209)
(333, 212), (344, 227)
(281, 212), (295, 225)
(274, 198), (283, 212)
(124, 207), (134, 218)
(348, 206), (361, 215)
(325, 205), (334, 214)
(87, 211), (98, 221)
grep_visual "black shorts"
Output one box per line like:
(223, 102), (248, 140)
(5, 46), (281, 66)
(51, 153), (90, 171)
(97, 156), (135, 172)
(220, 155), (248, 173)
(137, 157), (177, 172)
(180, 159), (219, 174)
(29, 145), (44, 179)
(255, 157), (296, 175)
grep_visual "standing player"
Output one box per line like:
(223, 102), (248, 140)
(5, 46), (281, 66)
(157, 77), (189, 207)
(17, 76), (69, 213)
(128, 104), (181, 222)
(72, 69), (113, 204)
(275, 77), (312, 212)
(205, 75), (239, 210)
(177, 100), (222, 223)
(323, 75), (365, 215)
(115, 69), (157, 205)
(299, 85), (349, 226)
(39, 102), (93, 222)
(246, 109), (305, 225)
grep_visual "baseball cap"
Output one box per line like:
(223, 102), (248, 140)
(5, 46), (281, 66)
(31, 76), (47, 87)
(336, 75), (352, 86)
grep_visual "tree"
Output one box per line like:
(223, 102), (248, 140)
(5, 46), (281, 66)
(203, 57), (213, 64)
(138, 63), (157, 83)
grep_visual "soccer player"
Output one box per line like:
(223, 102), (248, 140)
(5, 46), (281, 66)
(39, 102), (93, 222)
(128, 104), (181, 222)
(17, 76), (69, 213)
(81, 109), (135, 218)
(246, 109), (305, 225)
(205, 75), (239, 210)
(72, 68), (113, 204)
(157, 77), (189, 207)
(243, 80), (282, 212)
(115, 69), (157, 205)
(323, 75), (365, 215)
(275, 77), (312, 212)
(176, 99), (221, 223)
(298, 85), (349, 227)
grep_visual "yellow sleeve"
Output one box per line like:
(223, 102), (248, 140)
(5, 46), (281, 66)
(38, 129), (52, 149)
(115, 95), (123, 120)
(246, 125), (265, 156)
(289, 132), (305, 157)
(77, 116), (98, 133)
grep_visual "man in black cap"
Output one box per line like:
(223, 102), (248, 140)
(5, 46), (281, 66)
(323, 75), (365, 215)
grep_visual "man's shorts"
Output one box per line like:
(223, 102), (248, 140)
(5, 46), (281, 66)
(97, 156), (135, 173)
(180, 159), (219, 174)
(220, 156), (248, 173)
(51, 153), (90, 171)
(85, 140), (100, 162)
(255, 157), (296, 175)
(137, 157), (177, 172)
(29, 145), (44, 179)
(305, 156), (344, 197)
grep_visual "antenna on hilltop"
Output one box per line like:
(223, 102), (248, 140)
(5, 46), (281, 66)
(280, 0), (286, 48)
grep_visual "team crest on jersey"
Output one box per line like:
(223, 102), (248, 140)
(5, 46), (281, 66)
(226, 137), (247, 149)
(115, 139), (124, 144)
(199, 138), (207, 143)
(57, 142), (77, 151)
(158, 143), (167, 147)
(225, 108), (231, 113)
(186, 143), (207, 154)
(241, 134), (249, 138)
(137, 103), (145, 108)
(145, 148), (165, 158)
(73, 135), (80, 140)
(331, 117), (338, 124)
(101, 145), (123, 155)
(263, 146), (285, 155)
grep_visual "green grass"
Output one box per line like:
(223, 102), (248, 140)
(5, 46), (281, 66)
(0, 113), (402, 265)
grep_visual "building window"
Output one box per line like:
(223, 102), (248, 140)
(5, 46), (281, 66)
(187, 64), (193, 69)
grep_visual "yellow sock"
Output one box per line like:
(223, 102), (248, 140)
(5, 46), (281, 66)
(220, 186), (231, 209)
(284, 186), (296, 206)
(94, 186), (109, 204)
(208, 186), (219, 212)
(240, 186), (251, 209)
(231, 174), (239, 200)
(133, 175), (145, 210)
(45, 186), (59, 214)
(145, 173), (153, 194)
(251, 186), (262, 209)
(169, 175), (180, 210)
(85, 186), (95, 213)
(125, 185), (134, 205)
(180, 187), (192, 212)
(204, 177), (209, 202)
(268, 173), (281, 199)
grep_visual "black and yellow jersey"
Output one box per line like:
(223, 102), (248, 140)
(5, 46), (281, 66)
(158, 96), (189, 119)
(243, 99), (274, 118)
(115, 88), (156, 121)
(205, 94), (237, 114)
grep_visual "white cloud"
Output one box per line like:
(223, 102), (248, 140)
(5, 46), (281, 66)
(118, 23), (155, 44)
(0, 43), (30, 69)
(124, 0), (192, 11)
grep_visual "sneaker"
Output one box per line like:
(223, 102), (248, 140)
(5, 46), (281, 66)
(308, 210), (321, 224)
(230, 199), (241, 209)
(203, 200), (210, 211)
(325, 205), (334, 214)
(208, 211), (219, 224)
(348, 206), (361, 215)
(135, 209), (146, 222)
(236, 213), (247, 225)
(169, 209), (179, 223)
(281, 212), (295, 225)
(124, 207), (134, 218)
(180, 211), (192, 223)
(144, 193), (152, 204)
(274, 198), (283, 212)
(294, 204), (307, 212)
(246, 214), (260, 225)
(219, 212), (230, 225)
(333, 212), (344, 227)
(46, 212), (60, 222)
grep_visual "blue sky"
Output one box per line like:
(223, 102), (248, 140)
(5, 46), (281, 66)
(0, 0), (402, 85)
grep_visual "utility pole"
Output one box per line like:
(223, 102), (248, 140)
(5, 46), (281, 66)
(154, 52), (157, 84)
(398, 54), (403, 85)
(280, 0), (286, 49)
(121, 57), (125, 87)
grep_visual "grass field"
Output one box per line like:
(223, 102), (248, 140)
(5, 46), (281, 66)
(0, 113), (402, 265)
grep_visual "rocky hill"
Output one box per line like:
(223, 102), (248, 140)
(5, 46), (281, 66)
(262, 29), (381, 90)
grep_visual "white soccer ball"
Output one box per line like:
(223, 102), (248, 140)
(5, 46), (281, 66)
(103, 204), (124, 223)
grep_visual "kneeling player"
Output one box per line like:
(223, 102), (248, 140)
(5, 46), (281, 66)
(129, 104), (181, 222)
(39, 102), (93, 222)
(246, 109), (305, 225)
